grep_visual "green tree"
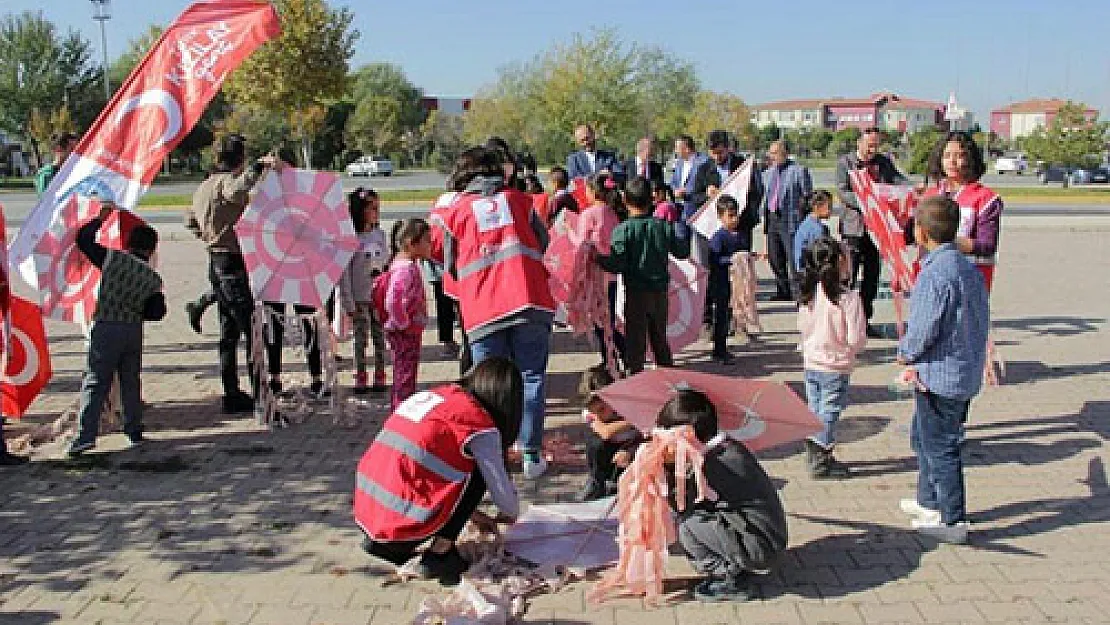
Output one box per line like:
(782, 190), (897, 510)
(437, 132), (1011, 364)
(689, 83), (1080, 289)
(1023, 101), (1108, 186)
(756, 123), (780, 150)
(107, 24), (163, 88)
(421, 109), (466, 173)
(906, 126), (943, 176)
(686, 91), (751, 149)
(346, 63), (425, 166)
(311, 100), (355, 169)
(808, 128), (834, 157)
(224, 0), (357, 166)
(463, 29), (700, 165)
(346, 96), (402, 158)
(829, 127), (862, 158)
(0, 11), (102, 165)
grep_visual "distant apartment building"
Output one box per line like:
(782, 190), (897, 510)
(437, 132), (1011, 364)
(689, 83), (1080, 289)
(752, 92), (951, 134)
(989, 98), (1099, 140)
(419, 96), (472, 115)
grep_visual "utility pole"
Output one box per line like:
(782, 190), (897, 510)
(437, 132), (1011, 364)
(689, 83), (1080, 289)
(91, 0), (111, 101)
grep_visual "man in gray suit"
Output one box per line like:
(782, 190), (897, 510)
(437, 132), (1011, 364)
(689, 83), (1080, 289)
(566, 124), (622, 182)
(762, 140), (812, 300)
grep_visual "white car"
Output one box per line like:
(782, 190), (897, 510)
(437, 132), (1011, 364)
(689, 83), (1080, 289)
(994, 154), (1027, 175)
(346, 156), (393, 177)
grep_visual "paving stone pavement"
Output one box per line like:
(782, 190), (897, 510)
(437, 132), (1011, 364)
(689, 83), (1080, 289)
(0, 217), (1107, 625)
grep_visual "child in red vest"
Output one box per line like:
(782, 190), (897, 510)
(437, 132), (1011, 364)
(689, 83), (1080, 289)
(384, 218), (431, 409)
(356, 357), (523, 585)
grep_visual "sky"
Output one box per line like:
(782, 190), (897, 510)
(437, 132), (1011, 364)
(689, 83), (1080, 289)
(8, 0), (1110, 123)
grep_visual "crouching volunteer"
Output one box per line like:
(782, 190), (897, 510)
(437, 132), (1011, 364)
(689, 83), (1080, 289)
(429, 145), (556, 480)
(354, 357), (522, 585)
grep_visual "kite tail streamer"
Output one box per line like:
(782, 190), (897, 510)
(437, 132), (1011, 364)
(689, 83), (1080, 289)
(251, 302), (277, 428)
(566, 243), (621, 379)
(729, 251), (762, 335)
(588, 425), (716, 607)
(984, 331), (1005, 387)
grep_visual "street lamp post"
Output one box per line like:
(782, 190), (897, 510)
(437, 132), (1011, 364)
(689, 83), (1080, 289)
(91, 0), (111, 101)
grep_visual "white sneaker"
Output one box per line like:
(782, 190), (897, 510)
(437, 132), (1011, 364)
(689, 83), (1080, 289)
(912, 519), (969, 544)
(522, 454), (548, 480)
(899, 498), (942, 524)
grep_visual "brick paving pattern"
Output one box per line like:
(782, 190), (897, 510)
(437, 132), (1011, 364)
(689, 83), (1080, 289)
(0, 218), (1107, 624)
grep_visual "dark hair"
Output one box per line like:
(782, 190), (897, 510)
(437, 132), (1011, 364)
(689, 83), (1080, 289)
(214, 133), (246, 172)
(550, 166), (570, 190)
(127, 224), (159, 255)
(390, 217), (431, 258)
(524, 174), (544, 194)
(587, 172), (626, 219)
(927, 130), (986, 183)
(707, 130), (729, 150)
(53, 132), (77, 151)
(484, 136), (525, 191)
(861, 127), (882, 137)
(716, 193), (740, 217)
(799, 236), (846, 306)
(915, 195), (960, 244)
(652, 180), (674, 203)
(448, 146), (504, 192)
(622, 175), (652, 211)
(579, 364), (614, 400)
(459, 357), (523, 449)
(802, 189), (834, 216)
(676, 135), (696, 152)
(656, 389), (718, 444)
(348, 188), (368, 232)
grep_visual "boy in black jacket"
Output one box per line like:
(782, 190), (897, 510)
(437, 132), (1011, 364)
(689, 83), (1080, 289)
(67, 200), (166, 457)
(659, 389), (788, 602)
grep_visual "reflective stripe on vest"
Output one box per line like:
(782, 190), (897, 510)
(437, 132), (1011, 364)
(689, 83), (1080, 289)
(356, 472), (435, 523)
(374, 429), (468, 483)
(456, 242), (545, 280)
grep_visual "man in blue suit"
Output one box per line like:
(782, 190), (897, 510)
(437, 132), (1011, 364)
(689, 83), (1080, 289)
(671, 134), (706, 221)
(762, 140), (813, 301)
(566, 124), (623, 182)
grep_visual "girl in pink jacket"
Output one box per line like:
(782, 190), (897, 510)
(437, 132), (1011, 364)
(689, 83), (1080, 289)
(796, 236), (867, 479)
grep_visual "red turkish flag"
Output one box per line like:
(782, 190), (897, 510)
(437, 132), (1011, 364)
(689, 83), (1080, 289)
(848, 171), (919, 293)
(570, 177), (591, 210)
(2, 296), (51, 418)
(9, 1), (281, 313)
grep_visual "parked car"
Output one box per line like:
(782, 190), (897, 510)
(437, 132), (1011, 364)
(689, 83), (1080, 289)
(994, 153), (1028, 175)
(1038, 165), (1070, 185)
(346, 156), (393, 177)
(1070, 166), (1109, 185)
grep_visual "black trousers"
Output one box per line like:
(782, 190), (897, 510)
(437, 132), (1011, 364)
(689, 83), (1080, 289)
(592, 281), (626, 368)
(364, 470), (488, 563)
(623, 290), (671, 374)
(845, 234), (880, 320)
(209, 251), (257, 398)
(585, 429), (641, 485)
(263, 303), (322, 378)
(432, 280), (456, 345)
(765, 213), (797, 299)
(709, 271), (732, 356)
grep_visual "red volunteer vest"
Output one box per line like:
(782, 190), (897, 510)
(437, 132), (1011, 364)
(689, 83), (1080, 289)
(432, 189), (555, 334)
(924, 182), (1000, 291)
(353, 385), (497, 542)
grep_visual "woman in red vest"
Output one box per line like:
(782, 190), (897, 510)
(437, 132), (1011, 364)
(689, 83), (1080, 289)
(354, 357), (522, 585)
(429, 145), (556, 480)
(923, 131), (1003, 292)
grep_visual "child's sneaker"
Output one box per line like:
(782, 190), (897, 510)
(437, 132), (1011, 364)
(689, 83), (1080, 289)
(353, 371), (370, 395)
(693, 573), (755, 602)
(912, 519), (969, 544)
(899, 498), (942, 525)
(522, 452), (548, 480)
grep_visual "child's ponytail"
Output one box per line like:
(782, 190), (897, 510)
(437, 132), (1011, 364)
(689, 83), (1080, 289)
(587, 173), (627, 221)
(799, 236), (846, 306)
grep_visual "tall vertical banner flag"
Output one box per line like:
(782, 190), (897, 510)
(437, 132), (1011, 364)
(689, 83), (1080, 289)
(8, 1), (281, 315)
(1, 204), (51, 418)
(688, 159), (754, 239)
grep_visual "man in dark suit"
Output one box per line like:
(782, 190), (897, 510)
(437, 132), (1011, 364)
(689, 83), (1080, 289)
(623, 137), (664, 188)
(691, 130), (764, 327)
(566, 124), (623, 182)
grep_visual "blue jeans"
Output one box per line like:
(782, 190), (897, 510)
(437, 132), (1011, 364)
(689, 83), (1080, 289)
(911, 390), (970, 524)
(75, 321), (145, 445)
(469, 319), (552, 453)
(803, 370), (850, 448)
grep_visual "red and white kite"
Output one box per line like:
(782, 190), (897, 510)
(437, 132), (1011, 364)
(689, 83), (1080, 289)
(848, 171), (919, 293)
(688, 159), (754, 240)
(33, 194), (147, 326)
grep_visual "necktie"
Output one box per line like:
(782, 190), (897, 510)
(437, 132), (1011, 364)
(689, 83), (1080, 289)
(769, 170), (782, 213)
